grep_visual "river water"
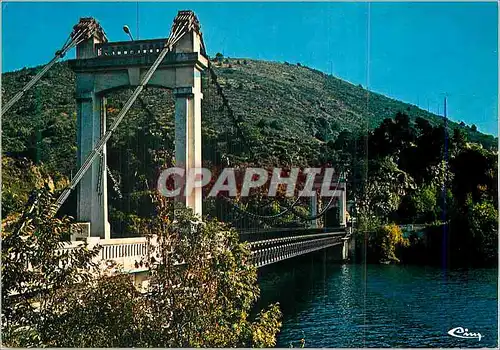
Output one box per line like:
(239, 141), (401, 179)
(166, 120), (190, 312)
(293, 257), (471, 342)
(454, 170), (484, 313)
(257, 254), (498, 348)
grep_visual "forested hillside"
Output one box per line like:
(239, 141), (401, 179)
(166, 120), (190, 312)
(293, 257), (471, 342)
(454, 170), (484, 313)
(2, 57), (497, 249)
(2, 58), (496, 175)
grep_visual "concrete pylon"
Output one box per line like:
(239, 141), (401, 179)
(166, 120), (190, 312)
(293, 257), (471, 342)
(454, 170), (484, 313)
(70, 12), (208, 238)
(75, 92), (111, 239)
(174, 85), (203, 217)
(339, 180), (347, 227)
(309, 191), (318, 228)
(74, 20), (110, 239)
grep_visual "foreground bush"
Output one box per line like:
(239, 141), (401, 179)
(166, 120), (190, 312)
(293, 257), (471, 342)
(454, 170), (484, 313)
(1, 190), (282, 347)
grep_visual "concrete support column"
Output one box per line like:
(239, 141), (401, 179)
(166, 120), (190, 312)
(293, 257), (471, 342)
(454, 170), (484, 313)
(76, 93), (110, 239)
(310, 191), (318, 228)
(339, 188), (346, 227)
(342, 239), (348, 260)
(349, 234), (355, 258)
(173, 86), (203, 217)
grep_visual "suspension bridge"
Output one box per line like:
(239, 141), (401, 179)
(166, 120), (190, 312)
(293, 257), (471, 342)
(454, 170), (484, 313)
(4, 11), (354, 287)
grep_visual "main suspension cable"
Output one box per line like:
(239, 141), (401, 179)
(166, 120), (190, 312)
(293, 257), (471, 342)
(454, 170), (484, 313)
(1, 23), (98, 117)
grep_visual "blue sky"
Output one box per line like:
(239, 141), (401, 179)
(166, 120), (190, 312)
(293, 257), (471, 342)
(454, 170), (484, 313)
(2, 2), (498, 136)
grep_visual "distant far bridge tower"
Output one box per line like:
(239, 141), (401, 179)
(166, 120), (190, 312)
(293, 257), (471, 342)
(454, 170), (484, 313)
(69, 11), (208, 238)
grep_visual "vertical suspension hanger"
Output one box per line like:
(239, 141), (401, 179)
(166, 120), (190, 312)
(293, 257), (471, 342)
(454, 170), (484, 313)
(34, 82), (42, 165)
(96, 98), (105, 197)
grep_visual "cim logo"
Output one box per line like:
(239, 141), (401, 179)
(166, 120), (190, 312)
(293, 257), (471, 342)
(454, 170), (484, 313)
(447, 327), (482, 341)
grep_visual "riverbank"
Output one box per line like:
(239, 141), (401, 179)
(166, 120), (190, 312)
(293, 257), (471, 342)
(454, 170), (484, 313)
(353, 223), (498, 268)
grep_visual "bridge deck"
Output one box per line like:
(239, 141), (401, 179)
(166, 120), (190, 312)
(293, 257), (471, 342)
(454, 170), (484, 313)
(64, 227), (349, 272)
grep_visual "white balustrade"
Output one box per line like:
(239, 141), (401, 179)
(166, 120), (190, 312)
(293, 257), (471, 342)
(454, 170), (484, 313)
(62, 236), (154, 273)
(96, 39), (166, 57)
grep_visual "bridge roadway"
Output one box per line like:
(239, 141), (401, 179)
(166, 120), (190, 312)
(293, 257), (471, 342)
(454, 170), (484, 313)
(8, 228), (352, 299)
(64, 227), (353, 289)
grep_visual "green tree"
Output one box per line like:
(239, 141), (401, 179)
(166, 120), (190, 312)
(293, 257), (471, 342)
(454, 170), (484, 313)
(467, 200), (498, 264)
(451, 128), (467, 156)
(1, 188), (100, 347)
(368, 224), (409, 263)
(136, 197), (282, 347)
(2, 191), (282, 347)
(215, 52), (224, 62)
(451, 146), (497, 206)
(399, 185), (438, 224)
(356, 157), (416, 220)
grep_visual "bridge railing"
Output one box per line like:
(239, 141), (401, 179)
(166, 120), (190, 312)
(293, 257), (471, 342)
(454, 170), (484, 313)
(249, 230), (347, 268)
(63, 236), (153, 272)
(60, 228), (348, 272)
(96, 39), (167, 57)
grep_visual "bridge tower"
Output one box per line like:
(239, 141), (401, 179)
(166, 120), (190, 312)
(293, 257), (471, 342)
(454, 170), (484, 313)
(310, 175), (347, 228)
(69, 12), (208, 238)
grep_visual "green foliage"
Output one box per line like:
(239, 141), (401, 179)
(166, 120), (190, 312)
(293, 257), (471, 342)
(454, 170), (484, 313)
(2, 157), (45, 217)
(39, 274), (145, 347)
(356, 156), (416, 220)
(215, 52), (224, 62)
(399, 185), (438, 223)
(413, 186), (437, 219)
(466, 200), (498, 264)
(134, 198), (282, 347)
(356, 215), (383, 235)
(2, 191), (282, 347)
(344, 111), (497, 266)
(1, 189), (101, 347)
(269, 120), (283, 130)
(369, 224), (409, 263)
(451, 128), (467, 156)
(451, 145), (497, 207)
(2, 64), (77, 176)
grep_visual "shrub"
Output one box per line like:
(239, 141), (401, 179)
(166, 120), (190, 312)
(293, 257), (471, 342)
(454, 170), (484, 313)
(467, 200), (497, 264)
(370, 224), (409, 263)
(2, 190), (283, 347)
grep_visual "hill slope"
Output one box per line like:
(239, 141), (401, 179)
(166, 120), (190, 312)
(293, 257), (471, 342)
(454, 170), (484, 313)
(211, 58), (495, 147)
(1, 58), (496, 176)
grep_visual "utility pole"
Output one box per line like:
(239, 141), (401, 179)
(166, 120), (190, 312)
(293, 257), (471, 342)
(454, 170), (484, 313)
(442, 94), (449, 272)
